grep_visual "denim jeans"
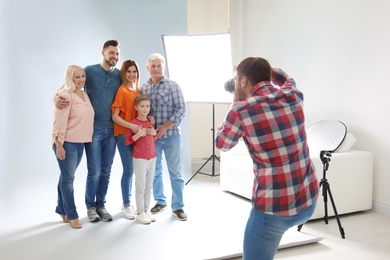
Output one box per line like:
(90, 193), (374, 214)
(116, 134), (134, 207)
(85, 127), (117, 209)
(243, 201), (317, 260)
(154, 135), (184, 211)
(53, 142), (84, 220)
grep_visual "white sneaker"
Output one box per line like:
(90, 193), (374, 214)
(146, 211), (156, 222)
(121, 204), (136, 220)
(136, 212), (151, 225)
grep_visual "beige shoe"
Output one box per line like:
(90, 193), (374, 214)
(69, 219), (82, 229)
(59, 214), (70, 223)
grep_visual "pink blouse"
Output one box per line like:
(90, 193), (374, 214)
(52, 91), (94, 145)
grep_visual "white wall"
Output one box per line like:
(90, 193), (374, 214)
(233, 0), (390, 215)
(188, 0), (390, 216)
(249, 0), (390, 215)
(0, 0), (188, 224)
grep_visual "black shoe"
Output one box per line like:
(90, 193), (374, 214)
(172, 209), (187, 221)
(151, 203), (167, 214)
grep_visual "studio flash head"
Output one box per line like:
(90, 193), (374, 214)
(224, 78), (235, 94)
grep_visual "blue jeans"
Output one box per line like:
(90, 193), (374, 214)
(116, 134), (134, 207)
(53, 142), (84, 220)
(154, 135), (184, 211)
(85, 127), (117, 209)
(243, 202), (317, 260)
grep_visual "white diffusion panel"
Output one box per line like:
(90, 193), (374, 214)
(162, 33), (234, 103)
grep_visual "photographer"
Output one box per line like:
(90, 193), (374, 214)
(216, 57), (319, 260)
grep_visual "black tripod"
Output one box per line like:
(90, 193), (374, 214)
(298, 150), (345, 239)
(186, 104), (220, 185)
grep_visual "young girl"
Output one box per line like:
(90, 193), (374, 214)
(125, 94), (156, 224)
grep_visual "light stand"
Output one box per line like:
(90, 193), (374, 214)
(186, 104), (220, 185)
(298, 150), (345, 239)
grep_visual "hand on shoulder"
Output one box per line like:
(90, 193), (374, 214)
(54, 93), (70, 109)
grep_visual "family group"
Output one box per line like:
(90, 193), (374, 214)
(52, 40), (187, 229)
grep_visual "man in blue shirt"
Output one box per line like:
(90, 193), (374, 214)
(83, 40), (121, 222)
(140, 53), (188, 221)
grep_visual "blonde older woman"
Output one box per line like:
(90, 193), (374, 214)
(52, 65), (94, 229)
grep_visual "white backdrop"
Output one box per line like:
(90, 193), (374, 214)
(0, 0), (189, 228)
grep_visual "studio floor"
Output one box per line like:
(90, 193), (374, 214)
(1, 159), (390, 260)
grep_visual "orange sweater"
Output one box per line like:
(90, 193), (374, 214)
(111, 85), (138, 136)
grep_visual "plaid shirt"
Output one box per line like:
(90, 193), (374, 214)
(216, 69), (318, 216)
(140, 76), (186, 139)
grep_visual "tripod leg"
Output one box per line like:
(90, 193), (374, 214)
(297, 224), (303, 232)
(327, 186), (346, 239)
(210, 155), (220, 177)
(322, 182), (329, 224)
(186, 104), (220, 184)
(185, 156), (212, 185)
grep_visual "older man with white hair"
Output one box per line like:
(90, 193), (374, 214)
(139, 53), (187, 221)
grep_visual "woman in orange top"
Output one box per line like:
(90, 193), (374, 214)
(112, 60), (142, 220)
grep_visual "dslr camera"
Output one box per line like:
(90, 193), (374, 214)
(224, 78), (235, 94)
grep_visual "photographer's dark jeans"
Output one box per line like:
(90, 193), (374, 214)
(54, 142), (84, 220)
(243, 201), (317, 260)
(85, 128), (116, 209)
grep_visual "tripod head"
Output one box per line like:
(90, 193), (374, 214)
(320, 150), (332, 163)
(320, 150), (332, 172)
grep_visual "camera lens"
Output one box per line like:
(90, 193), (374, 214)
(224, 78), (235, 93)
